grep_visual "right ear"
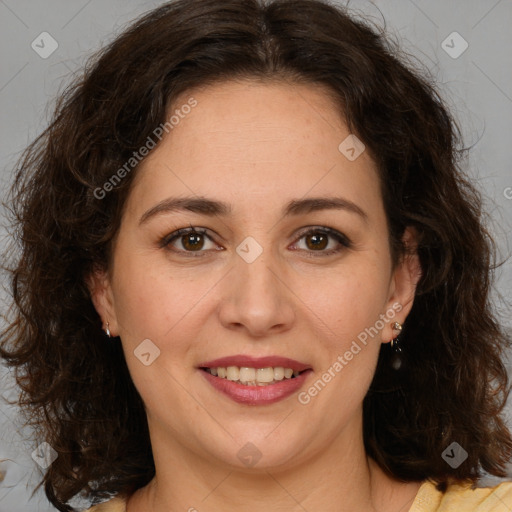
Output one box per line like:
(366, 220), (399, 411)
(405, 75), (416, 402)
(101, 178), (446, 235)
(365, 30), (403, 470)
(86, 268), (119, 336)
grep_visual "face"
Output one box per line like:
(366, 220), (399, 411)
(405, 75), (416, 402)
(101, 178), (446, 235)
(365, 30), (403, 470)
(89, 79), (420, 473)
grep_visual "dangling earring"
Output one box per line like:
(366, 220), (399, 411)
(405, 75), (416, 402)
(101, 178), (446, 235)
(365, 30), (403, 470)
(390, 321), (402, 370)
(105, 321), (111, 338)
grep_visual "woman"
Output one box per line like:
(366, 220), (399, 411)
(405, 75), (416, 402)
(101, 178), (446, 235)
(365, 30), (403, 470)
(1, 0), (511, 511)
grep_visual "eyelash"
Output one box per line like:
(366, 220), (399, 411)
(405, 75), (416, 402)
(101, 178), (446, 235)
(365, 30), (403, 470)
(160, 224), (351, 258)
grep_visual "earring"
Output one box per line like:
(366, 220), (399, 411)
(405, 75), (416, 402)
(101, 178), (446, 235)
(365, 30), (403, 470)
(390, 322), (402, 349)
(390, 321), (402, 370)
(105, 321), (111, 338)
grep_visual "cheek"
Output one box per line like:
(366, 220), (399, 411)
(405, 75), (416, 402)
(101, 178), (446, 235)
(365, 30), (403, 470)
(110, 251), (208, 412)
(301, 258), (391, 345)
(111, 248), (211, 345)
(298, 264), (390, 417)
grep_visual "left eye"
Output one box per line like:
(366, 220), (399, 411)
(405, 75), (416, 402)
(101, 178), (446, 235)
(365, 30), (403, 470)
(290, 227), (351, 256)
(161, 226), (351, 256)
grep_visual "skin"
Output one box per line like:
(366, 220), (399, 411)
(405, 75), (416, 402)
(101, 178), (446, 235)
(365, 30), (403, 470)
(89, 79), (423, 512)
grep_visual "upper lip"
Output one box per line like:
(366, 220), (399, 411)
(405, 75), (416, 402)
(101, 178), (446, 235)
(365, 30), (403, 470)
(198, 355), (312, 372)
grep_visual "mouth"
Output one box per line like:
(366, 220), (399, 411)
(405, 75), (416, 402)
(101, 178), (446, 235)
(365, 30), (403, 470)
(200, 366), (308, 386)
(197, 355), (313, 405)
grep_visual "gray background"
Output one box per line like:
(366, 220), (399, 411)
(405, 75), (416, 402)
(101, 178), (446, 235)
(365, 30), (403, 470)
(1, 0), (511, 510)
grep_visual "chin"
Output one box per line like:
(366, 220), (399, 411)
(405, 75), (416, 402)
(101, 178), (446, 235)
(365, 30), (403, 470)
(208, 432), (306, 472)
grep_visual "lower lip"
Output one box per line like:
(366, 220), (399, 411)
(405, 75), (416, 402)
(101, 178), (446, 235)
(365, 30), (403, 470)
(200, 369), (312, 405)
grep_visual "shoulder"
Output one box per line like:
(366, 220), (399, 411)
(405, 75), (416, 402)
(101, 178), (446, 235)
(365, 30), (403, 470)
(410, 479), (512, 512)
(84, 496), (127, 512)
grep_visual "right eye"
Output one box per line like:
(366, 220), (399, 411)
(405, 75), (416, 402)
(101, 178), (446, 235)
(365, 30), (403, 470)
(160, 226), (223, 256)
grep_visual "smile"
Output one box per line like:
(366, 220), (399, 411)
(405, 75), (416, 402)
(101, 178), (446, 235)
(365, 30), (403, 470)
(201, 366), (304, 386)
(198, 355), (313, 405)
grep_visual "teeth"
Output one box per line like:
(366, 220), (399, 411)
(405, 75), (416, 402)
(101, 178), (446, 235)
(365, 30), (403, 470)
(239, 367), (256, 383)
(274, 367), (284, 380)
(205, 366), (302, 385)
(256, 367), (274, 383)
(226, 366), (239, 381)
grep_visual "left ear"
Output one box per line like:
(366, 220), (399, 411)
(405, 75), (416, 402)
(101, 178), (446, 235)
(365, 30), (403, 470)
(86, 266), (120, 337)
(382, 226), (422, 343)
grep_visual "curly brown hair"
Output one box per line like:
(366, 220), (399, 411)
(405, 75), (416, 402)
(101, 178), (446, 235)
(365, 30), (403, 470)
(1, 0), (511, 510)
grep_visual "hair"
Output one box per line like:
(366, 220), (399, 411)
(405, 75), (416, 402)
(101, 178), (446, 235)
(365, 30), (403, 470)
(1, 0), (511, 510)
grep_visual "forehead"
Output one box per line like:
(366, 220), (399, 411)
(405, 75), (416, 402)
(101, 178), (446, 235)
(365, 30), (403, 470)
(167, 79), (346, 159)
(127, 79), (381, 219)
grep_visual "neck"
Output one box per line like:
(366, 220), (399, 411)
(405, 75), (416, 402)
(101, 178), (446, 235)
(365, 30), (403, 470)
(126, 417), (421, 512)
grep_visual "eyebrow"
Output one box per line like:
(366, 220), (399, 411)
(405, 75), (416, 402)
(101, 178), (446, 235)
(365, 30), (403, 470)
(139, 196), (368, 225)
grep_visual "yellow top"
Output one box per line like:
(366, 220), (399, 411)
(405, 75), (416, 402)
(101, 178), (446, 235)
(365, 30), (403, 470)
(85, 480), (512, 511)
(410, 480), (512, 511)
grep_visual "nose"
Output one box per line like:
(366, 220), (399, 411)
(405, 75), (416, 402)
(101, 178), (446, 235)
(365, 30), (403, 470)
(217, 244), (296, 338)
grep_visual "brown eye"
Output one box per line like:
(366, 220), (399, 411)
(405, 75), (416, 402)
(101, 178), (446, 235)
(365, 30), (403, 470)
(180, 232), (205, 251)
(304, 232), (329, 251)
(161, 227), (218, 255)
(292, 227), (351, 257)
